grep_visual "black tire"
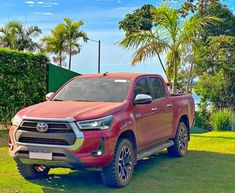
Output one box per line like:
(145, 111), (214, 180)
(16, 161), (50, 179)
(101, 139), (135, 188)
(168, 121), (189, 158)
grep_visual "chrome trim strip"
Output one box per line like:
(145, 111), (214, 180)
(14, 118), (84, 150)
(22, 116), (76, 123)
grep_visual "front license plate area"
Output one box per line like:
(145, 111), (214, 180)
(29, 151), (52, 160)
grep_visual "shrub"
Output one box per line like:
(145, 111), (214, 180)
(0, 48), (49, 124)
(210, 109), (234, 131)
(195, 112), (209, 129)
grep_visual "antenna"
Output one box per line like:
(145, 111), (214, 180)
(24, 14), (28, 28)
(103, 72), (109, 76)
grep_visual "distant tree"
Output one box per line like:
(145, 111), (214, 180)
(202, 3), (235, 36)
(178, 0), (220, 17)
(179, 1), (234, 93)
(119, 4), (154, 34)
(42, 24), (67, 67)
(62, 18), (88, 70)
(0, 21), (41, 52)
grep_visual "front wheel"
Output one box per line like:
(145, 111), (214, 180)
(168, 121), (189, 157)
(101, 139), (135, 188)
(16, 161), (50, 179)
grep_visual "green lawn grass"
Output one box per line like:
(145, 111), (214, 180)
(1, 128), (235, 193)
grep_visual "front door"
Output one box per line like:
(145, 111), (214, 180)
(132, 77), (159, 150)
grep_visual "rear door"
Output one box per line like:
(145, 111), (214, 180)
(132, 77), (159, 149)
(149, 77), (173, 141)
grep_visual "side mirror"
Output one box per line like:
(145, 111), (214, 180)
(134, 94), (152, 105)
(45, 92), (54, 101)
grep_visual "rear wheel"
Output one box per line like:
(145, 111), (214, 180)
(168, 121), (189, 157)
(101, 139), (135, 188)
(16, 161), (50, 179)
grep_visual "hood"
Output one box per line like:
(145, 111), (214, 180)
(17, 101), (125, 121)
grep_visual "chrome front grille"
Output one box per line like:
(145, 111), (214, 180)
(20, 121), (74, 133)
(16, 120), (76, 146)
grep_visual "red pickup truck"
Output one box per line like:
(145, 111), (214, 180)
(9, 73), (194, 188)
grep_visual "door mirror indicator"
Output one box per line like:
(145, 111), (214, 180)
(134, 94), (152, 105)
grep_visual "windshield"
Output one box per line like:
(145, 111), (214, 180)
(53, 78), (131, 102)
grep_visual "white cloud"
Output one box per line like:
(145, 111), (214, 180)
(25, 1), (35, 4)
(34, 12), (53, 16)
(37, 1), (44, 5)
(49, 2), (59, 5)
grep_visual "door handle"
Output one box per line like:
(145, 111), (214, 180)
(151, 107), (158, 112)
(166, 103), (172, 107)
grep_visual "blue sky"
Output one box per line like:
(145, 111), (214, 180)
(0, 0), (234, 76)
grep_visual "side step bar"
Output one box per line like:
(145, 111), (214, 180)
(137, 140), (174, 161)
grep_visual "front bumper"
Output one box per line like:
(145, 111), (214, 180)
(9, 117), (116, 169)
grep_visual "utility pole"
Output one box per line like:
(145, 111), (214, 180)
(89, 39), (101, 73)
(98, 40), (101, 73)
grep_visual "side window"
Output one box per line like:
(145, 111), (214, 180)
(150, 77), (165, 99)
(134, 78), (151, 98)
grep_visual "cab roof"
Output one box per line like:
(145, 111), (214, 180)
(76, 72), (161, 79)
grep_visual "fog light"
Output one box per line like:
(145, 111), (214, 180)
(91, 137), (105, 157)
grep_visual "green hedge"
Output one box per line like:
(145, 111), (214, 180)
(0, 48), (49, 124)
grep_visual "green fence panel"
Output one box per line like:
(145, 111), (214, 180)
(48, 64), (80, 92)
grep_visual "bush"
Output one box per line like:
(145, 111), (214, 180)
(195, 112), (209, 129)
(0, 48), (49, 124)
(210, 109), (234, 131)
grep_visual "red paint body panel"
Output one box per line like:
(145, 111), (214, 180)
(9, 73), (195, 168)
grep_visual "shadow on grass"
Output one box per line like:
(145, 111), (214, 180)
(190, 127), (210, 134)
(0, 130), (8, 148)
(191, 135), (235, 140)
(31, 151), (235, 193)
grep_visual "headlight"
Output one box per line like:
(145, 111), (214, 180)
(11, 115), (22, 127)
(77, 115), (113, 130)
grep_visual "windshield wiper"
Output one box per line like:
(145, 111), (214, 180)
(53, 99), (64, 101)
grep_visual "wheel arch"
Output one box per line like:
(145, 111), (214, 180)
(117, 130), (137, 164)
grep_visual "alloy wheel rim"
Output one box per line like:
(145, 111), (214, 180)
(178, 126), (188, 153)
(118, 145), (132, 182)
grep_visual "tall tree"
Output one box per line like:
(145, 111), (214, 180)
(0, 21), (41, 52)
(119, 4), (218, 93)
(181, 1), (235, 93)
(194, 36), (235, 109)
(118, 4), (170, 85)
(42, 24), (67, 67)
(62, 18), (88, 70)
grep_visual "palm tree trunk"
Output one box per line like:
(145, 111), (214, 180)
(172, 53), (178, 94)
(156, 52), (172, 88)
(68, 40), (72, 70)
(59, 51), (62, 67)
(186, 61), (194, 94)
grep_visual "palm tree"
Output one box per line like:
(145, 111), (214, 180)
(119, 4), (219, 93)
(0, 21), (22, 49)
(0, 21), (41, 52)
(42, 24), (67, 67)
(18, 26), (42, 52)
(119, 30), (171, 86)
(63, 18), (88, 70)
